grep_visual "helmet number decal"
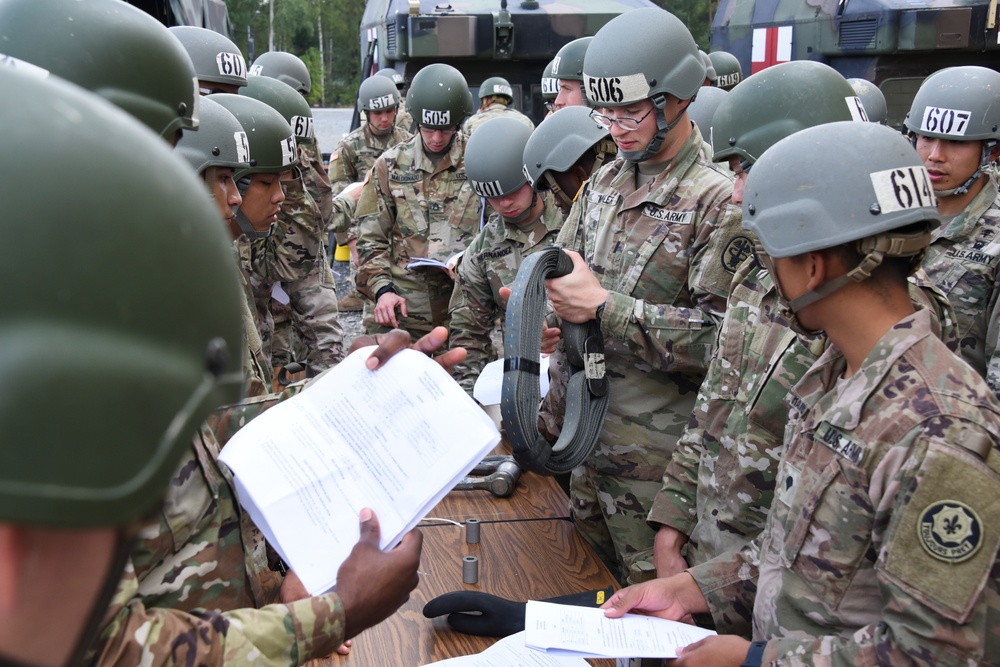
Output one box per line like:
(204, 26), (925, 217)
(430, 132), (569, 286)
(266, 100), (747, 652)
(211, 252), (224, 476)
(0, 53), (51, 79)
(370, 94), (395, 110)
(583, 73), (649, 105)
(716, 73), (740, 88)
(522, 163), (534, 186)
(551, 55), (562, 76)
(234, 131), (250, 164)
(542, 77), (559, 96)
(422, 109), (451, 126)
(472, 179), (503, 198)
(216, 52), (247, 79)
(921, 106), (971, 136)
(846, 96), (869, 122)
(250, 64), (264, 76)
(281, 136), (296, 166)
(495, 84), (513, 96)
(292, 115), (314, 139)
(871, 166), (936, 214)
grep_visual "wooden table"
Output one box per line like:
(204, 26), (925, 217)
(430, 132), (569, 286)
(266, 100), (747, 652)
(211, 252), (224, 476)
(313, 471), (620, 666)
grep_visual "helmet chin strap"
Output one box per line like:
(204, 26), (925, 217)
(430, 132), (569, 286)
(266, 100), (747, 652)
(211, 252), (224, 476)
(622, 94), (685, 163)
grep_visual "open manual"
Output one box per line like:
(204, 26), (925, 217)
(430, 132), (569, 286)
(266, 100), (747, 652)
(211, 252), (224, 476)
(406, 250), (464, 272)
(218, 346), (501, 596)
(524, 600), (717, 659)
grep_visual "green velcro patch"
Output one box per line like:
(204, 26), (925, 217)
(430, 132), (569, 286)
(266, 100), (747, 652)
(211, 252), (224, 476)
(882, 439), (1000, 622)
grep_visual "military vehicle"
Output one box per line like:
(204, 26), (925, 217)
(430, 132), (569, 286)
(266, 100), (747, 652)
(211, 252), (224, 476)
(126, 0), (230, 32)
(710, 0), (1000, 127)
(358, 0), (658, 126)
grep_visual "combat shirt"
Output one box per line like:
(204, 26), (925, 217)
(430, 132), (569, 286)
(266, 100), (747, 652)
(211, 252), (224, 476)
(448, 199), (563, 392)
(690, 309), (1000, 665)
(462, 102), (535, 135)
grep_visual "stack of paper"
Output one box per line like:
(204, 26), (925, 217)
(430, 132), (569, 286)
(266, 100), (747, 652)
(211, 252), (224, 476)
(219, 346), (501, 595)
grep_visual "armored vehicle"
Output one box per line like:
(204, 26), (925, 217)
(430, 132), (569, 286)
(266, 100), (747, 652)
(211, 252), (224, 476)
(126, 0), (230, 32)
(710, 0), (1000, 126)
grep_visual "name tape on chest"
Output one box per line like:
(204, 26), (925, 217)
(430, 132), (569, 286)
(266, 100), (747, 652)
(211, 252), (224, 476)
(234, 131), (250, 164)
(422, 109), (451, 126)
(542, 77), (559, 96)
(370, 94), (395, 110)
(292, 115), (314, 139)
(583, 73), (650, 105)
(845, 96), (869, 122)
(216, 51), (247, 79)
(390, 171), (421, 183)
(920, 106), (972, 136)
(870, 166), (936, 215)
(587, 191), (622, 207)
(472, 179), (504, 198)
(642, 204), (693, 225)
(815, 422), (865, 466)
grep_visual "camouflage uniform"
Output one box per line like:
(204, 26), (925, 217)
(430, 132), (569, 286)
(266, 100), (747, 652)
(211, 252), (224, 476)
(89, 387), (350, 667)
(551, 124), (740, 584)
(921, 175), (1000, 395)
(647, 256), (958, 633)
(462, 102), (535, 135)
(688, 308), (1000, 665)
(355, 131), (483, 337)
(448, 198), (563, 393)
(234, 237), (273, 397)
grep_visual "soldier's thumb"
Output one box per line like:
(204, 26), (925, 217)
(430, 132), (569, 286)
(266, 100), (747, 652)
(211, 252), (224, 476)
(358, 507), (381, 544)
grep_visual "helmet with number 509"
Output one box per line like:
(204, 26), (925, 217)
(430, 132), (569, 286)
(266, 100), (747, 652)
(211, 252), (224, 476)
(406, 63), (473, 129)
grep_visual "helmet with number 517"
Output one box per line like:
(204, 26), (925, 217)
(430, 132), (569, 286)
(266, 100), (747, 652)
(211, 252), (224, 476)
(406, 63), (473, 129)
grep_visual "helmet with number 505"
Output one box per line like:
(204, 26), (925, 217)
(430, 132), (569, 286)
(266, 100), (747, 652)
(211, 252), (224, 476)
(406, 63), (473, 129)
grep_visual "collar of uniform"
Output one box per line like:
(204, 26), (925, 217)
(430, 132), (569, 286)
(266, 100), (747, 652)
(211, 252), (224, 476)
(932, 172), (1000, 243)
(500, 200), (563, 245)
(789, 308), (934, 432)
(413, 130), (465, 175)
(606, 123), (704, 208)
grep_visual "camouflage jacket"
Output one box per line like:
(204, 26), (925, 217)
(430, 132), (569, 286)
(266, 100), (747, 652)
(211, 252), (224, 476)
(234, 237), (272, 397)
(550, 125), (740, 480)
(690, 309), (1000, 665)
(462, 102), (535, 135)
(448, 199), (563, 393)
(299, 138), (333, 223)
(648, 256), (958, 632)
(90, 388), (348, 667)
(355, 131), (483, 336)
(922, 175), (1000, 396)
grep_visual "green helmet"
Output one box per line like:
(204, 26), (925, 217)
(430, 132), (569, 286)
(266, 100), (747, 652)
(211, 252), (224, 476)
(407, 63), (473, 129)
(551, 37), (591, 82)
(904, 66), (1000, 141)
(240, 75), (314, 143)
(709, 51), (743, 90)
(0, 67), (243, 527)
(541, 59), (559, 101)
(250, 51), (311, 95)
(169, 26), (248, 91)
(358, 75), (401, 111)
(465, 117), (532, 198)
(522, 106), (611, 189)
(687, 87), (728, 139)
(376, 67), (406, 91)
(175, 96), (251, 174)
(700, 51), (717, 83)
(480, 76), (514, 101)
(212, 94), (298, 179)
(847, 78), (887, 125)
(712, 61), (866, 167)
(0, 0), (199, 140)
(744, 121), (940, 259)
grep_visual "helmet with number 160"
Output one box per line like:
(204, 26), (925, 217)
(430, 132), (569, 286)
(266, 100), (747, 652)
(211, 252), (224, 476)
(407, 63), (473, 129)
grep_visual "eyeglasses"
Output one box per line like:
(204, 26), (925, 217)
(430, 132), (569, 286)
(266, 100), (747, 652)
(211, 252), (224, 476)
(590, 107), (654, 131)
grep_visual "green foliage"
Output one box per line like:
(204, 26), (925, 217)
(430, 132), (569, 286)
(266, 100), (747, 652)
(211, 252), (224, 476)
(655, 0), (712, 49)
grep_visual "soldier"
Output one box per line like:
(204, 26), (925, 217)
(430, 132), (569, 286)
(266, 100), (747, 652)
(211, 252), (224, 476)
(541, 59), (559, 115)
(463, 75), (535, 134)
(905, 66), (1000, 396)
(251, 50), (311, 94)
(239, 75), (346, 381)
(376, 66), (414, 129)
(551, 36), (591, 111)
(329, 74), (413, 312)
(543, 7), (738, 585)
(0, 65), (243, 667)
(448, 117), (563, 393)
(169, 25), (248, 95)
(847, 77), (888, 124)
(605, 120), (1000, 667)
(708, 50), (742, 91)
(356, 63), (482, 337)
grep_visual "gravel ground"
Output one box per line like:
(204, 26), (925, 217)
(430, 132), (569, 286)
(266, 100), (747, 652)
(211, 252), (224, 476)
(330, 258), (365, 349)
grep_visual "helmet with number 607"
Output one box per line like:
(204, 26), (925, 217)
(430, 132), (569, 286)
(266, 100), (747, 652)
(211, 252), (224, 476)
(240, 75), (314, 144)
(407, 63), (473, 129)
(904, 66), (1000, 142)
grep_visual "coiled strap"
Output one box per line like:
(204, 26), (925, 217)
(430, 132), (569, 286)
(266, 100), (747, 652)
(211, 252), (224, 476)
(501, 248), (609, 475)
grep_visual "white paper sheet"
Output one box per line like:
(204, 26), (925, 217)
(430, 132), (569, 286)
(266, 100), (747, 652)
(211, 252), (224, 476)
(473, 355), (550, 406)
(421, 632), (590, 666)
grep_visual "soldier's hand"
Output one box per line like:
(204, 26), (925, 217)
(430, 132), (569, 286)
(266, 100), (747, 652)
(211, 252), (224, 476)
(374, 292), (408, 327)
(653, 525), (690, 579)
(336, 507), (422, 641)
(675, 635), (750, 667)
(545, 250), (609, 324)
(541, 325), (561, 354)
(601, 572), (709, 621)
(356, 327), (467, 372)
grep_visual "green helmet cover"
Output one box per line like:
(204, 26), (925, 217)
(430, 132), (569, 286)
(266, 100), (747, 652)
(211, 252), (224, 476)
(744, 121), (942, 258)
(904, 66), (1000, 141)
(212, 93), (298, 179)
(0, 0), (200, 140)
(407, 63), (472, 129)
(0, 67), (244, 527)
(551, 37), (591, 82)
(240, 75), (314, 143)
(359, 75), (401, 111)
(465, 117), (532, 197)
(176, 96), (251, 174)
(541, 59), (559, 101)
(376, 67), (406, 90)
(847, 78), (888, 125)
(582, 9), (704, 106)
(480, 76), (514, 101)
(700, 51), (717, 83)
(709, 51), (743, 90)
(522, 106), (610, 189)
(687, 87), (728, 139)
(712, 60), (866, 166)
(251, 51), (311, 94)
(170, 26), (248, 89)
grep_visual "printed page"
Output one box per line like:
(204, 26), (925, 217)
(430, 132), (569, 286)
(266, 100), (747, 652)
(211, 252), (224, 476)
(524, 600), (716, 658)
(473, 355), (550, 406)
(219, 346), (500, 595)
(421, 632), (589, 666)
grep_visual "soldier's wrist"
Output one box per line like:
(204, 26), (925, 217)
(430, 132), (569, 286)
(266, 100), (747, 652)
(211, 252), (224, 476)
(741, 641), (767, 667)
(376, 283), (397, 300)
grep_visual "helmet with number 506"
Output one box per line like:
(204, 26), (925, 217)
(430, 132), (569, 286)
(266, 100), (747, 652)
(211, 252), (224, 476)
(406, 63), (473, 129)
